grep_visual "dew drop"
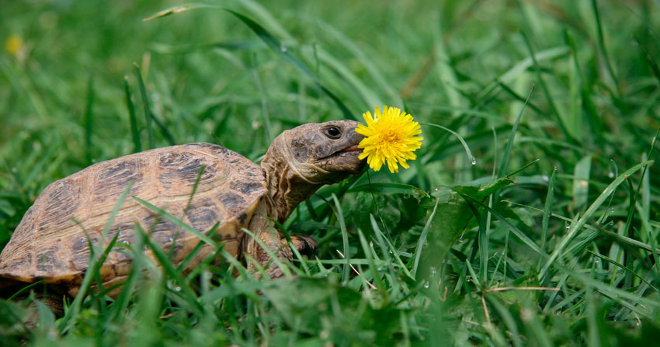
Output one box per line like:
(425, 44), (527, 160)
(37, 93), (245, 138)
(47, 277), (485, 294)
(566, 224), (571, 229)
(465, 276), (472, 281)
(280, 44), (288, 53)
(423, 282), (430, 289)
(430, 266), (437, 275)
(471, 158), (477, 166)
(608, 171), (615, 178)
(542, 175), (549, 182)
(174, 286), (181, 292)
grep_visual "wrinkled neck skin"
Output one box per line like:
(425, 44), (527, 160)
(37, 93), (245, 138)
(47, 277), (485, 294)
(259, 137), (323, 224)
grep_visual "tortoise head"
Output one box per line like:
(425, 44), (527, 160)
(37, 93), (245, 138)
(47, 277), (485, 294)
(272, 120), (365, 183)
(261, 120), (365, 220)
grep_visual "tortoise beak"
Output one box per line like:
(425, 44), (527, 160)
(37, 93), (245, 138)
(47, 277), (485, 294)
(321, 123), (366, 173)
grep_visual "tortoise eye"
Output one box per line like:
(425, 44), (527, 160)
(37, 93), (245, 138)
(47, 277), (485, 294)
(324, 126), (342, 139)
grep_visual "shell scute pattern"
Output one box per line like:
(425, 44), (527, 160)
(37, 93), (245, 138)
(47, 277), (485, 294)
(94, 159), (143, 201)
(36, 245), (62, 273)
(184, 197), (221, 232)
(158, 150), (228, 197)
(229, 180), (265, 195)
(40, 178), (81, 232)
(216, 191), (246, 214)
(0, 143), (267, 284)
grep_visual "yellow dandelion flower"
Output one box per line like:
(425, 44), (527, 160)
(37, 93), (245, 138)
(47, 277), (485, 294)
(4, 34), (24, 57)
(356, 106), (423, 173)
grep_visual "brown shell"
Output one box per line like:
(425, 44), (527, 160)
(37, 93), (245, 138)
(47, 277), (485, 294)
(0, 143), (266, 289)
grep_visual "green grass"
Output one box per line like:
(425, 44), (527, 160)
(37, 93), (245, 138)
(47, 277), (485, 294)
(1, 0), (659, 345)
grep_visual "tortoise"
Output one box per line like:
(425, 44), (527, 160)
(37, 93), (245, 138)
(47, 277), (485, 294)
(0, 120), (365, 297)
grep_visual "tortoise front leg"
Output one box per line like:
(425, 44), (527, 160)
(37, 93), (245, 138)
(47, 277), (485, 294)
(243, 227), (317, 278)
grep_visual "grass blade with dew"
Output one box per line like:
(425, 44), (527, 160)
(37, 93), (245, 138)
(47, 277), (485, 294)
(541, 168), (557, 252)
(538, 160), (654, 282)
(349, 182), (428, 197)
(421, 122), (476, 165)
(572, 156), (592, 210)
(412, 198), (440, 277)
(458, 193), (546, 257)
(136, 223), (204, 315)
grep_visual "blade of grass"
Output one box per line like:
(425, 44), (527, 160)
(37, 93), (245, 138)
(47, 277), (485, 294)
(587, 250), (657, 291)
(132, 197), (218, 249)
(498, 86), (532, 179)
(250, 53), (272, 142)
(136, 223), (204, 315)
(591, 0), (620, 96)
(458, 193), (546, 257)
(412, 198), (440, 277)
(241, 228), (295, 278)
(59, 180), (134, 333)
(421, 122), (476, 165)
(134, 64), (154, 149)
(369, 215), (413, 279)
(357, 229), (386, 293)
(572, 156), (592, 210)
(331, 194), (350, 284)
(541, 168), (557, 252)
(226, 10), (353, 118)
(538, 160), (654, 282)
(124, 76), (141, 153)
(83, 76), (94, 164)
(521, 33), (573, 143)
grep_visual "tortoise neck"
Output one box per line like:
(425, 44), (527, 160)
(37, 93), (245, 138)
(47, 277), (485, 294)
(260, 140), (321, 224)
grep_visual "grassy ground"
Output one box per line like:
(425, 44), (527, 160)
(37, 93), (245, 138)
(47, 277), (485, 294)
(1, 0), (659, 345)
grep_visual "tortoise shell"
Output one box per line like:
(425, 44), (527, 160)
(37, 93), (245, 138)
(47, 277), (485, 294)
(0, 143), (266, 292)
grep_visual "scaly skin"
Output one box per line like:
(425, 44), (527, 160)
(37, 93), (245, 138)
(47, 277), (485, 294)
(246, 120), (365, 277)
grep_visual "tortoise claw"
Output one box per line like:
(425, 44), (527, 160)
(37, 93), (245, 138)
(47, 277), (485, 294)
(289, 234), (318, 256)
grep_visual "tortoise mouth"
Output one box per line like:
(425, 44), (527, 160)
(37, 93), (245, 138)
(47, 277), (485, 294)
(342, 145), (362, 153)
(323, 145), (363, 160)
